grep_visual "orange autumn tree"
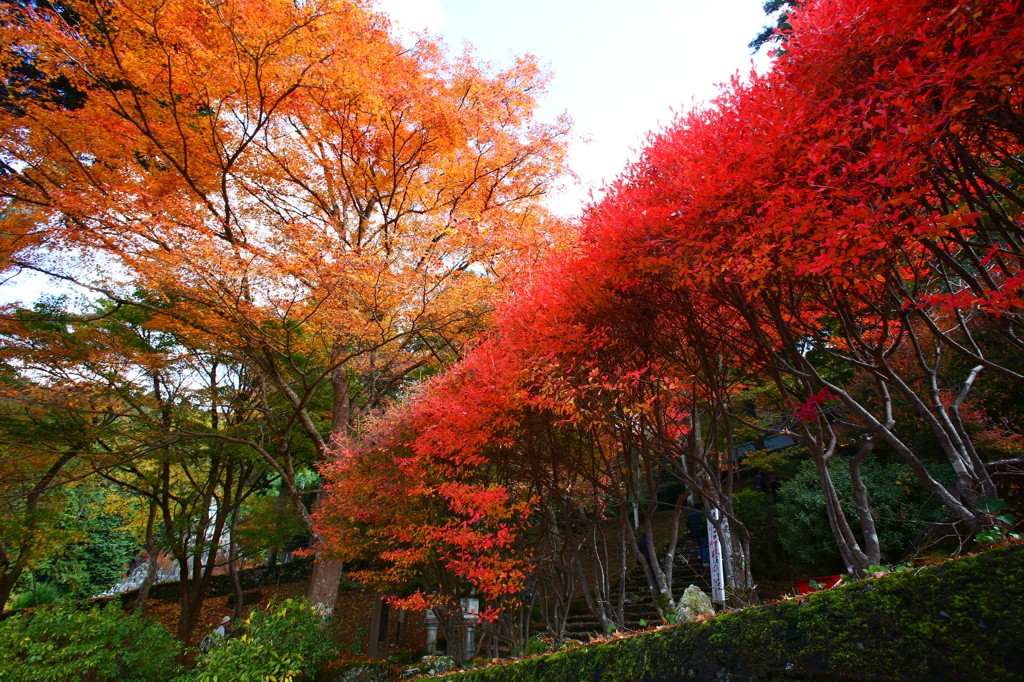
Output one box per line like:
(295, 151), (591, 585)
(0, 0), (568, 613)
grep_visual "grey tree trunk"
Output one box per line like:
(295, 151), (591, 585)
(307, 366), (351, 616)
(132, 500), (160, 614)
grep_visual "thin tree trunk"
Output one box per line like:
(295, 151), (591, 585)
(661, 496), (684, 600)
(133, 500), (159, 614)
(308, 365), (350, 616)
(849, 437), (882, 566)
(0, 558), (25, 616)
(951, 365), (999, 499)
(567, 515), (609, 634)
(229, 501), (245, 621)
(814, 451), (870, 576)
(176, 458), (231, 643)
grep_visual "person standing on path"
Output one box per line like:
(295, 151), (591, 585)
(687, 510), (710, 567)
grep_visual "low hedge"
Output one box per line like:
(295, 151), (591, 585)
(443, 545), (1024, 681)
(0, 602), (182, 682)
(184, 597), (336, 682)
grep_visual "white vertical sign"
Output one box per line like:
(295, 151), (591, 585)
(708, 508), (726, 605)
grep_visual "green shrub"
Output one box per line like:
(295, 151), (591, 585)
(523, 634), (554, 656)
(776, 458), (952, 573)
(0, 602), (181, 682)
(732, 489), (789, 579)
(7, 581), (61, 610)
(185, 597), (336, 682)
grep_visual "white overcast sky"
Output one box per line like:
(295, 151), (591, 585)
(377, 0), (773, 215)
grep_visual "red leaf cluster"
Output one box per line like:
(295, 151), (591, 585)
(317, 0), (1024, 613)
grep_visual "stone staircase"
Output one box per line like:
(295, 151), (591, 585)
(562, 537), (710, 640)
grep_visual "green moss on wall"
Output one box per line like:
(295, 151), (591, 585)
(441, 546), (1024, 681)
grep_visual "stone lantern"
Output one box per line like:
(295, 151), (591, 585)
(460, 597), (480, 658)
(424, 609), (439, 654)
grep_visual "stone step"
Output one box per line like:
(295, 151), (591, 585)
(565, 613), (605, 623)
(559, 536), (715, 639)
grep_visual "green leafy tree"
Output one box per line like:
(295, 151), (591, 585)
(29, 482), (140, 600)
(0, 322), (106, 613)
(0, 296), (274, 639)
(776, 458), (954, 574)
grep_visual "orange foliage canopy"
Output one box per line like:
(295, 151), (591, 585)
(0, 0), (570, 496)
(0, 0), (571, 616)
(0, 0), (569, 407)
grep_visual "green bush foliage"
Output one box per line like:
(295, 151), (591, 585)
(7, 580), (61, 610)
(0, 602), (181, 682)
(732, 489), (788, 579)
(523, 634), (555, 656)
(776, 458), (952, 572)
(184, 597), (336, 682)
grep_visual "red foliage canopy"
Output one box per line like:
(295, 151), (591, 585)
(317, 0), (1024, 608)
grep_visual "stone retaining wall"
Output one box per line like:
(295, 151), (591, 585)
(441, 545), (1024, 681)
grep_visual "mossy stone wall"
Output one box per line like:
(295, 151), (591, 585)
(443, 546), (1024, 681)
